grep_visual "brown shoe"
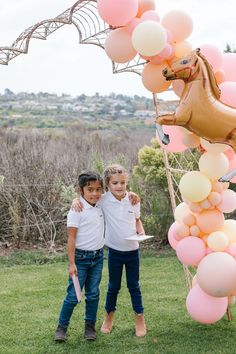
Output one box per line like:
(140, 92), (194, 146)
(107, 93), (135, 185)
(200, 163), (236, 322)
(100, 312), (114, 334)
(84, 321), (96, 341)
(54, 325), (67, 342)
(135, 313), (147, 337)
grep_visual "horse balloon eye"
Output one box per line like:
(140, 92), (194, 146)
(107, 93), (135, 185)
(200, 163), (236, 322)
(181, 59), (189, 65)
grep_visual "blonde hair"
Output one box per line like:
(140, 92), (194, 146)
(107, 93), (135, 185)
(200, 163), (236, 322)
(104, 164), (128, 190)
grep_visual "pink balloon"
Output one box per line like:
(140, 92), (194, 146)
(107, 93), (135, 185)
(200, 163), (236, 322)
(158, 44), (174, 59)
(140, 10), (160, 22)
(224, 147), (236, 161)
(219, 82), (236, 108)
(214, 69), (226, 85)
(104, 28), (137, 63)
(156, 126), (187, 152)
(176, 236), (206, 266)
(126, 17), (141, 34)
(168, 221), (180, 249)
(221, 53), (236, 82)
(196, 210), (224, 234)
(166, 29), (174, 44)
(186, 285), (227, 324)
(228, 243), (236, 258)
(199, 44), (223, 71)
(217, 189), (236, 213)
(172, 80), (185, 98)
(97, 0), (139, 26)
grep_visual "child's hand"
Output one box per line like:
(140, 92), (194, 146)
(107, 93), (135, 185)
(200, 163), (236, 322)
(71, 198), (84, 212)
(69, 263), (78, 277)
(128, 192), (140, 205)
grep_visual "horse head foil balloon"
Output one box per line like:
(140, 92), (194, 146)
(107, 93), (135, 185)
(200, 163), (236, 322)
(155, 48), (236, 182)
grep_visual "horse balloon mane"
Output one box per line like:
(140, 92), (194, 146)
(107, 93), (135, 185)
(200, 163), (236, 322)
(155, 48), (236, 182)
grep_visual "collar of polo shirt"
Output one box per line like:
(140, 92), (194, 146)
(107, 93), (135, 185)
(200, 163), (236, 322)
(80, 195), (98, 209)
(107, 191), (128, 202)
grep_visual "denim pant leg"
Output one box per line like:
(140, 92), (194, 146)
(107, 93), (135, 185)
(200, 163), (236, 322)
(105, 248), (124, 313)
(125, 250), (144, 314)
(58, 263), (87, 328)
(84, 252), (104, 323)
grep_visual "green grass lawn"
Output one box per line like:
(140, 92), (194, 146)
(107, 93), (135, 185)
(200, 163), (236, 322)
(0, 250), (236, 354)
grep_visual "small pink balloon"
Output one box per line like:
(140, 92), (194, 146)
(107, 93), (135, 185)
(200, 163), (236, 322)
(217, 189), (236, 213)
(199, 199), (211, 210)
(168, 221), (180, 249)
(176, 236), (206, 266)
(228, 243), (236, 258)
(208, 192), (222, 206)
(156, 126), (187, 152)
(97, 0), (139, 26)
(219, 82), (236, 108)
(188, 202), (202, 214)
(228, 157), (236, 183)
(196, 210), (224, 234)
(224, 147), (236, 161)
(190, 225), (200, 237)
(140, 10), (160, 22)
(176, 223), (190, 239)
(206, 247), (213, 255)
(221, 53), (236, 82)
(126, 17), (142, 34)
(158, 44), (174, 59)
(199, 44), (223, 71)
(186, 285), (228, 324)
(166, 29), (174, 44)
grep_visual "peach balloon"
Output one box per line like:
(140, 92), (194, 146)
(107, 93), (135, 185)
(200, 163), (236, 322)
(142, 62), (171, 93)
(97, 0), (139, 26)
(176, 223), (190, 239)
(221, 220), (236, 245)
(140, 10), (160, 22)
(149, 55), (165, 65)
(188, 202), (202, 214)
(199, 152), (229, 180)
(197, 252), (236, 297)
(179, 171), (212, 203)
(214, 69), (226, 85)
(137, 0), (156, 17)
(211, 181), (224, 193)
(104, 28), (137, 63)
(173, 41), (193, 58)
(196, 209), (224, 234)
(217, 189), (236, 213)
(172, 80), (185, 98)
(199, 199), (211, 210)
(199, 44), (223, 71)
(155, 126), (187, 152)
(174, 202), (190, 222)
(190, 225), (200, 237)
(182, 213), (196, 227)
(207, 231), (229, 252)
(161, 10), (193, 42)
(132, 21), (167, 56)
(200, 138), (228, 153)
(182, 133), (200, 149)
(176, 236), (206, 266)
(186, 285), (228, 324)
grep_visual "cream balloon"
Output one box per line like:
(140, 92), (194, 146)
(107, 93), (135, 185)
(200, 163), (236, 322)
(207, 231), (229, 252)
(221, 220), (236, 245)
(179, 171), (212, 203)
(174, 202), (190, 222)
(199, 152), (229, 180)
(132, 21), (167, 56)
(200, 138), (229, 153)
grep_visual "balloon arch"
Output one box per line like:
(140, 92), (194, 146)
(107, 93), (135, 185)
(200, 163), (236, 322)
(1, 0), (236, 324)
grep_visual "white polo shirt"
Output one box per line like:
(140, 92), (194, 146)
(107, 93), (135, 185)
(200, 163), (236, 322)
(99, 191), (140, 251)
(67, 196), (104, 251)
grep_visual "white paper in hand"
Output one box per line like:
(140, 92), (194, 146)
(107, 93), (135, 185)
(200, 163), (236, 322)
(125, 234), (154, 242)
(72, 274), (82, 303)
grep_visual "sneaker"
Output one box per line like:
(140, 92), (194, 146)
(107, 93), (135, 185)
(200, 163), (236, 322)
(84, 321), (96, 341)
(54, 325), (67, 342)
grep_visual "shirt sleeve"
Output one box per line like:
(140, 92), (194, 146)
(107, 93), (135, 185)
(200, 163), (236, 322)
(133, 202), (141, 219)
(67, 209), (81, 228)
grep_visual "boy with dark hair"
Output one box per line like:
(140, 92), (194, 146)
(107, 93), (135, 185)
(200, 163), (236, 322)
(54, 171), (104, 342)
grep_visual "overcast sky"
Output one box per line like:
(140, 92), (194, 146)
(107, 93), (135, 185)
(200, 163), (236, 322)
(0, 0), (234, 98)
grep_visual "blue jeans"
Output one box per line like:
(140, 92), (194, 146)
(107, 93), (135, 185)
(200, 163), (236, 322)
(58, 248), (103, 328)
(105, 248), (144, 314)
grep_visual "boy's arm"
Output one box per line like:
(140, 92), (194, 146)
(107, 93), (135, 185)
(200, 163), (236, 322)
(136, 218), (145, 235)
(128, 191), (140, 205)
(67, 227), (78, 277)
